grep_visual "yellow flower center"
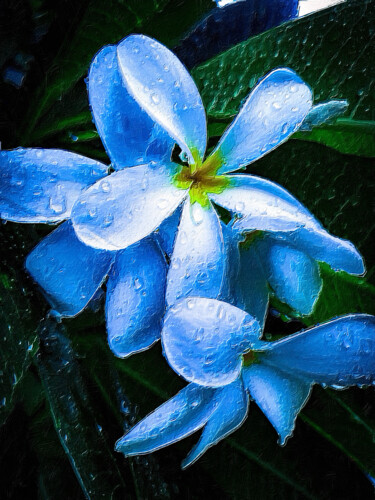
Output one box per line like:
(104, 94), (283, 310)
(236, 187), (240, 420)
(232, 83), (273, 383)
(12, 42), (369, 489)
(173, 148), (229, 207)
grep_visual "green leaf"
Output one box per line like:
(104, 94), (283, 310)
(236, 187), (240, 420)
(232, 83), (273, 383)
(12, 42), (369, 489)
(0, 226), (42, 426)
(305, 264), (375, 326)
(21, 0), (213, 144)
(301, 387), (375, 477)
(294, 119), (375, 157)
(37, 319), (128, 499)
(192, 0), (375, 122)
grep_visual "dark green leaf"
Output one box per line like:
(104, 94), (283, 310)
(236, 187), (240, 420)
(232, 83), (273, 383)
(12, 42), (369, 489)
(37, 318), (129, 499)
(294, 119), (375, 158)
(21, 0), (213, 144)
(193, 0), (375, 122)
(0, 226), (42, 426)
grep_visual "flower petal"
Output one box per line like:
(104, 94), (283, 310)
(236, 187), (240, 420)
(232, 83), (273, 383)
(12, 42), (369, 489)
(166, 200), (226, 306)
(25, 221), (114, 317)
(162, 297), (261, 387)
(262, 236), (322, 316)
(89, 45), (174, 170)
(115, 383), (217, 456)
(71, 163), (187, 251)
(276, 227), (365, 275)
(217, 223), (241, 304)
(212, 175), (317, 233)
(236, 239), (269, 329)
(0, 149), (107, 223)
(242, 364), (311, 445)
(106, 237), (167, 358)
(299, 100), (348, 131)
(117, 35), (207, 163)
(261, 314), (375, 388)
(154, 204), (182, 258)
(212, 68), (312, 174)
(182, 379), (249, 468)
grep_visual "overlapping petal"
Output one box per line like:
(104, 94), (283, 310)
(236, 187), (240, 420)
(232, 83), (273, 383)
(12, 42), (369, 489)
(89, 45), (174, 170)
(166, 200), (226, 306)
(262, 237), (322, 315)
(155, 205), (182, 258)
(162, 297), (261, 387)
(0, 149), (107, 223)
(276, 226), (365, 275)
(212, 175), (317, 232)
(213, 68), (312, 174)
(182, 379), (249, 468)
(218, 223), (241, 304)
(115, 383), (217, 456)
(71, 163), (187, 251)
(26, 221), (114, 317)
(300, 100), (348, 131)
(235, 238), (269, 328)
(106, 238), (167, 358)
(117, 35), (207, 163)
(261, 315), (375, 387)
(242, 364), (311, 445)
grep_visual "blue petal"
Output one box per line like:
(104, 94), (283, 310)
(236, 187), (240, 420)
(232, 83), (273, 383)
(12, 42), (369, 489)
(117, 35), (207, 163)
(217, 223), (241, 304)
(299, 100), (348, 131)
(0, 149), (107, 223)
(89, 45), (174, 170)
(71, 163), (188, 250)
(236, 238), (269, 329)
(154, 204), (182, 258)
(115, 383), (217, 456)
(262, 236), (322, 316)
(212, 174), (318, 233)
(182, 379), (249, 468)
(261, 314), (375, 387)
(162, 297), (261, 387)
(25, 221), (114, 317)
(275, 227), (365, 275)
(242, 364), (311, 445)
(211, 68), (312, 174)
(165, 200), (226, 306)
(106, 237), (167, 358)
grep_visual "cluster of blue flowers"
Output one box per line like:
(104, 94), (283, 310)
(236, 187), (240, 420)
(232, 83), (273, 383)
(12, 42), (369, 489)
(1, 32), (374, 467)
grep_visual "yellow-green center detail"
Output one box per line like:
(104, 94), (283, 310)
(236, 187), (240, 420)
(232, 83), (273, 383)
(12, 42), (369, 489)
(242, 350), (260, 367)
(172, 148), (229, 207)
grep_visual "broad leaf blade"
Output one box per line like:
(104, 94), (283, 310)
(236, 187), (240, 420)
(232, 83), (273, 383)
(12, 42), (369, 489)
(294, 119), (375, 157)
(37, 319), (128, 499)
(193, 0), (375, 121)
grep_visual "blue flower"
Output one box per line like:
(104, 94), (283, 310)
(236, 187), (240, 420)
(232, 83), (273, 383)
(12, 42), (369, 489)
(0, 34), (363, 358)
(116, 297), (375, 467)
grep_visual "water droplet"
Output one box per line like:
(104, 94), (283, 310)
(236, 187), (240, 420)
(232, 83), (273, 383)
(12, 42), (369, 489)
(49, 197), (66, 214)
(151, 93), (160, 105)
(100, 180), (111, 193)
(281, 123), (289, 135)
(134, 278), (143, 290)
(187, 299), (195, 310)
(103, 213), (114, 227)
(272, 102), (282, 109)
(191, 203), (204, 225)
(157, 198), (169, 209)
